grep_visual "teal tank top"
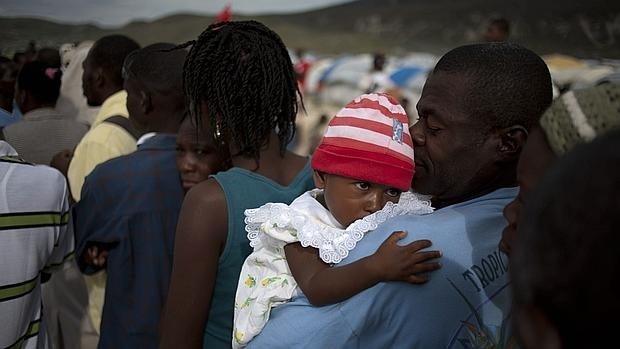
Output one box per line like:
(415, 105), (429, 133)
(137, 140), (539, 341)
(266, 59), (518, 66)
(203, 160), (314, 348)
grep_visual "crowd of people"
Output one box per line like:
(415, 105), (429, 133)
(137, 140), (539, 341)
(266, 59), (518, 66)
(0, 18), (618, 349)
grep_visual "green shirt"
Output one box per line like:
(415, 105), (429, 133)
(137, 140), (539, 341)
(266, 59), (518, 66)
(204, 161), (314, 348)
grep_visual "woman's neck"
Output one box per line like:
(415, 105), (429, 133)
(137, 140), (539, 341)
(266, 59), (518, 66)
(230, 132), (306, 187)
(230, 133), (281, 172)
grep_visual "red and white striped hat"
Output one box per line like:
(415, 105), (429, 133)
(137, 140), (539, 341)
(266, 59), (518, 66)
(311, 93), (415, 191)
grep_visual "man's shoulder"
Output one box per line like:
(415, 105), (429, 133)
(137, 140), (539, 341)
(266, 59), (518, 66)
(2, 161), (67, 195)
(373, 209), (458, 236)
(384, 188), (518, 234)
(80, 152), (182, 216)
(7, 118), (88, 137)
(87, 122), (135, 142)
(3, 158), (64, 181)
(88, 148), (176, 184)
(350, 190), (515, 260)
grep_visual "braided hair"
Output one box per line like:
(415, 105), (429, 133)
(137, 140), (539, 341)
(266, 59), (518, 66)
(181, 20), (301, 161)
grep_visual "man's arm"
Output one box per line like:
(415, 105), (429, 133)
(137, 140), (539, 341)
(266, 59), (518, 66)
(73, 170), (121, 274)
(42, 173), (75, 278)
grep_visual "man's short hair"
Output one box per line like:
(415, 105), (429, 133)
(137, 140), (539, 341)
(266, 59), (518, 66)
(90, 35), (140, 88)
(433, 42), (552, 131)
(122, 43), (186, 97)
(512, 129), (620, 348)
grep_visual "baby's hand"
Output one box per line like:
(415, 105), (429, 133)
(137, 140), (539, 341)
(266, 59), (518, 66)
(370, 231), (441, 284)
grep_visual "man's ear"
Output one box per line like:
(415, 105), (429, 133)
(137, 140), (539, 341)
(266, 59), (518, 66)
(140, 90), (152, 114)
(497, 125), (528, 161)
(313, 170), (326, 189)
(94, 67), (105, 88)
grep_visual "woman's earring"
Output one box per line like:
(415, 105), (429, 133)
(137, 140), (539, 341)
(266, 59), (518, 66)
(214, 123), (226, 146)
(215, 123), (222, 138)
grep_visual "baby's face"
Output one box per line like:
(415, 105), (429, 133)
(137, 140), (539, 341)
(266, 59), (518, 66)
(314, 172), (402, 228)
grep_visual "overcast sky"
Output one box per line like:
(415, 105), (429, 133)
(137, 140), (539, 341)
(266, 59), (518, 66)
(0, 0), (355, 27)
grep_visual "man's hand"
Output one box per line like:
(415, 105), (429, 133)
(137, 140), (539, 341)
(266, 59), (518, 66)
(83, 245), (109, 268)
(369, 231), (442, 284)
(50, 149), (73, 177)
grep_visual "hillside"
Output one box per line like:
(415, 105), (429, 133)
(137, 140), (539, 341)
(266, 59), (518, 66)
(1, 0), (619, 58)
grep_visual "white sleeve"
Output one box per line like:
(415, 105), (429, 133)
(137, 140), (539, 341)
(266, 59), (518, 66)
(44, 177), (75, 273)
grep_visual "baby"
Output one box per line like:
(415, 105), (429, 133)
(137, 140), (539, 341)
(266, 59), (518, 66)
(233, 93), (440, 347)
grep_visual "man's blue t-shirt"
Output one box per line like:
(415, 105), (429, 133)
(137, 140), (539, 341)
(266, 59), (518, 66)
(74, 134), (185, 349)
(249, 187), (516, 348)
(0, 102), (22, 128)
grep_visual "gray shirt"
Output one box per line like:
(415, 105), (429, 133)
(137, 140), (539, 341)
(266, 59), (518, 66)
(3, 108), (88, 165)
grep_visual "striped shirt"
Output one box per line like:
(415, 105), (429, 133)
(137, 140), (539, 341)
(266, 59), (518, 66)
(0, 141), (74, 349)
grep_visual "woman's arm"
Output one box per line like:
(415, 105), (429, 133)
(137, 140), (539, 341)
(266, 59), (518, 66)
(285, 231), (441, 306)
(159, 180), (228, 349)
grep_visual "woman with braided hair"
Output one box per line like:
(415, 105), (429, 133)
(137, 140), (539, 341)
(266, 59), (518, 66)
(160, 21), (314, 348)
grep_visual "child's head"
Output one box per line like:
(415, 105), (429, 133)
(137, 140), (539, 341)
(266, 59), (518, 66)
(176, 116), (228, 192)
(311, 93), (415, 227)
(182, 20), (301, 161)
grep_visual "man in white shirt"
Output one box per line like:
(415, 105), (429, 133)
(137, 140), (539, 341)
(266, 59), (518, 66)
(0, 141), (74, 349)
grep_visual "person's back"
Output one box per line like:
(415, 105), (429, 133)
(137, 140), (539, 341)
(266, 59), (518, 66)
(75, 134), (183, 348)
(4, 109), (87, 164)
(3, 61), (87, 164)
(206, 162), (313, 345)
(0, 142), (73, 349)
(73, 43), (191, 349)
(252, 187), (514, 348)
(159, 21), (315, 349)
(342, 194), (513, 348)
